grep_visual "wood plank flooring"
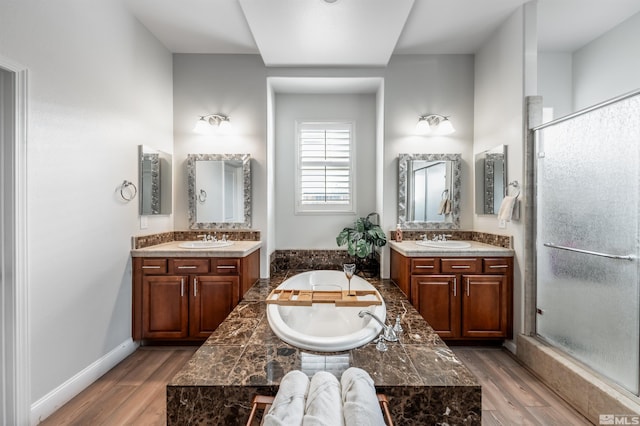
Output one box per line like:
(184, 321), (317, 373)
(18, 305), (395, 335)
(39, 346), (591, 425)
(39, 346), (197, 426)
(451, 347), (592, 425)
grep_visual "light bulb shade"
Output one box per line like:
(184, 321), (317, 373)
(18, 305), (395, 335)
(434, 118), (455, 135)
(218, 118), (232, 134)
(193, 117), (212, 134)
(416, 117), (431, 135)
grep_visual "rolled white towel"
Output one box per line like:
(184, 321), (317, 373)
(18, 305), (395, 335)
(341, 367), (386, 426)
(263, 370), (310, 426)
(497, 195), (517, 222)
(303, 371), (344, 426)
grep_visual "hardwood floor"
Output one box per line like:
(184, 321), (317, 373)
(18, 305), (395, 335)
(40, 346), (591, 425)
(451, 347), (592, 425)
(39, 346), (197, 426)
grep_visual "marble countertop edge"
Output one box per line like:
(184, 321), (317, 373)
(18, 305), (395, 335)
(388, 240), (514, 257)
(131, 240), (262, 258)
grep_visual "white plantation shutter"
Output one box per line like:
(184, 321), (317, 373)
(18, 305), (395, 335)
(296, 121), (355, 213)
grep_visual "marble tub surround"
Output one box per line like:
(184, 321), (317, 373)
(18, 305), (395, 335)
(270, 249), (355, 273)
(132, 230), (261, 249)
(131, 240), (262, 258)
(517, 334), (640, 423)
(391, 229), (512, 249)
(389, 239), (514, 257)
(167, 272), (481, 425)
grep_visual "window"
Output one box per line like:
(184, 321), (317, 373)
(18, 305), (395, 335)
(296, 121), (355, 213)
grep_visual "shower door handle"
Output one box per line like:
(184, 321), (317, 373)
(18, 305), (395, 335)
(543, 242), (635, 261)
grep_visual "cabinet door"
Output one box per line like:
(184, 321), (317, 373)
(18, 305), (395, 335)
(142, 275), (189, 339)
(411, 275), (460, 338)
(461, 274), (507, 338)
(189, 275), (238, 338)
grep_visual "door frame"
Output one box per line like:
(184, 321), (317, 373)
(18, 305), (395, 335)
(0, 55), (29, 425)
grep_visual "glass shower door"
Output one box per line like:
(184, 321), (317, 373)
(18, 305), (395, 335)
(535, 93), (640, 395)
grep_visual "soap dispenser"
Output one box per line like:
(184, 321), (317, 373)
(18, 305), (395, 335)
(395, 224), (403, 242)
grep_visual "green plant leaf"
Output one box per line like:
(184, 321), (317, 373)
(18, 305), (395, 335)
(336, 229), (350, 247)
(355, 239), (371, 258)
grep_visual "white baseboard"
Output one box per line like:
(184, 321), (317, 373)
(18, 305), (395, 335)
(503, 339), (517, 354)
(30, 338), (138, 425)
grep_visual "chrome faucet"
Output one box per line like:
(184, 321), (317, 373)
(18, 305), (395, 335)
(358, 310), (398, 342)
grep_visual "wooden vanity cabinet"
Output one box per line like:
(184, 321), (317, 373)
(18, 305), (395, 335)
(133, 249), (259, 342)
(392, 250), (513, 341)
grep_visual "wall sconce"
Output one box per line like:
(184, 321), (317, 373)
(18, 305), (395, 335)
(416, 114), (455, 136)
(193, 113), (232, 135)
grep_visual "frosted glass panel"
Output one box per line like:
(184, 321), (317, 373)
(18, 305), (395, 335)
(536, 94), (640, 395)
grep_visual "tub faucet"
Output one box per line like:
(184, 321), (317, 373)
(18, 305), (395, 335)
(358, 310), (398, 342)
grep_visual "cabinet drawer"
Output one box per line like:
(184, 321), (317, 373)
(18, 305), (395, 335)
(171, 259), (210, 274)
(141, 259), (168, 274)
(441, 258), (481, 273)
(483, 258), (511, 274)
(211, 258), (240, 275)
(411, 258), (440, 274)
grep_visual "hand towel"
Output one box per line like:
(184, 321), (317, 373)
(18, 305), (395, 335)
(341, 367), (386, 426)
(444, 198), (452, 215)
(497, 195), (517, 222)
(302, 371), (344, 426)
(263, 370), (310, 426)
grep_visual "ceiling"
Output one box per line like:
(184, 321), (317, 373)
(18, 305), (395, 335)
(124, 0), (640, 65)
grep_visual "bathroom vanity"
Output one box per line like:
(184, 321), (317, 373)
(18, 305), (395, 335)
(389, 240), (513, 341)
(131, 240), (261, 342)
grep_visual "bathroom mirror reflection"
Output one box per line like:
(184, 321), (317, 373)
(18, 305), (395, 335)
(138, 145), (172, 215)
(398, 153), (461, 229)
(187, 153), (251, 229)
(475, 145), (507, 215)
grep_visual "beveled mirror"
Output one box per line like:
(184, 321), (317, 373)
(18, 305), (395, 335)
(139, 145), (172, 215)
(187, 154), (251, 229)
(475, 145), (507, 215)
(398, 153), (461, 229)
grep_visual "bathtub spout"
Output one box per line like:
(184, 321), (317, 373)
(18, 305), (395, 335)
(358, 310), (398, 342)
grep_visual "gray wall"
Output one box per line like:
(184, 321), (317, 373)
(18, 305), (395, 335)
(573, 11), (640, 110)
(539, 11), (640, 121)
(0, 0), (174, 415)
(274, 93), (377, 249)
(173, 55), (476, 278)
(380, 55), (476, 276)
(473, 7), (527, 350)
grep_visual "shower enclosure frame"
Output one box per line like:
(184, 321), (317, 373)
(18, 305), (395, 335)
(524, 89), (640, 398)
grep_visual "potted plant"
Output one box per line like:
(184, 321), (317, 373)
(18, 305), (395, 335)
(336, 212), (387, 276)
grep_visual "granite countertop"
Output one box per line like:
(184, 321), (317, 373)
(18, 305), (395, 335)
(167, 272), (481, 425)
(130, 240), (262, 258)
(389, 239), (514, 257)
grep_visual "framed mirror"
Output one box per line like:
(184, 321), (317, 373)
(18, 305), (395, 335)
(474, 145), (507, 215)
(398, 153), (461, 229)
(187, 153), (251, 229)
(139, 145), (172, 215)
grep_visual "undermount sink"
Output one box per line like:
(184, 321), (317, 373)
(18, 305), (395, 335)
(178, 241), (234, 249)
(415, 240), (472, 249)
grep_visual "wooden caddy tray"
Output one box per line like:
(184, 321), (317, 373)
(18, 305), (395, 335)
(265, 289), (382, 307)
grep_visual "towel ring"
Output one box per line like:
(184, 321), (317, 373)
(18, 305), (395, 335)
(441, 189), (449, 200)
(507, 180), (520, 198)
(198, 189), (207, 203)
(119, 180), (137, 202)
